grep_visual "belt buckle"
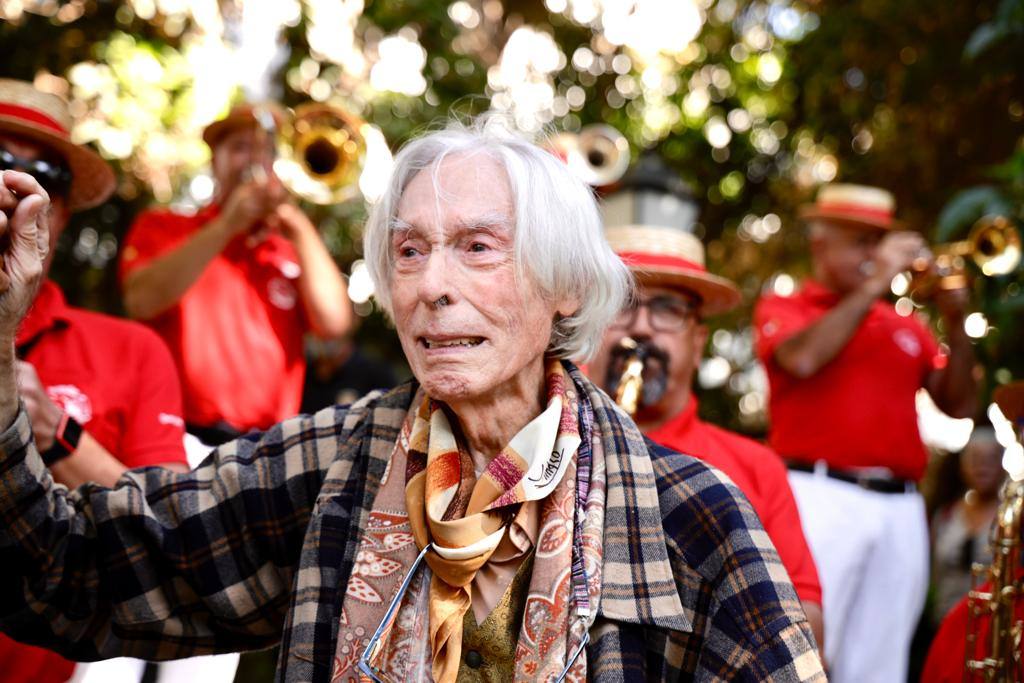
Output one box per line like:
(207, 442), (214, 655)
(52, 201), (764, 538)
(854, 474), (874, 491)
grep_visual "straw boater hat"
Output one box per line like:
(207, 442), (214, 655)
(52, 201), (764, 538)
(202, 103), (285, 150)
(799, 182), (905, 231)
(0, 79), (115, 211)
(605, 225), (742, 317)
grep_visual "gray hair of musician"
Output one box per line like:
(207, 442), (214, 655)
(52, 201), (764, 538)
(363, 114), (632, 361)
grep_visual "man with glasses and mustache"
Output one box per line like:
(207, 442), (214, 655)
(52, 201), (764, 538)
(588, 224), (825, 653)
(0, 79), (190, 682)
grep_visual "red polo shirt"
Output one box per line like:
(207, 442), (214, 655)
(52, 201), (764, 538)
(4, 280), (188, 683)
(648, 398), (822, 605)
(119, 205), (308, 432)
(754, 280), (940, 481)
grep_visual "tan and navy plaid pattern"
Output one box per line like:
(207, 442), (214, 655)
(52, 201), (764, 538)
(0, 363), (823, 681)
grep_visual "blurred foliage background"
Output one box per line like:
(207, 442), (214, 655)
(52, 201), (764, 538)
(1, 0), (1022, 438)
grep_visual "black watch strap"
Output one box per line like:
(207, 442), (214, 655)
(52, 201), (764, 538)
(41, 412), (83, 466)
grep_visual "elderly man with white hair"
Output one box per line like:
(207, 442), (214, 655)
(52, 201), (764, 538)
(0, 117), (823, 682)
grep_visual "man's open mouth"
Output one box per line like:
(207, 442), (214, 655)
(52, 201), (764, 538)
(420, 336), (485, 349)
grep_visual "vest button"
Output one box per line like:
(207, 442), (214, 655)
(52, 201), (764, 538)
(465, 649), (484, 669)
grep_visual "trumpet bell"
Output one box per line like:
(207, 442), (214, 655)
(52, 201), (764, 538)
(548, 124), (630, 187)
(909, 214), (1021, 300)
(968, 214), (1021, 277)
(275, 103), (367, 205)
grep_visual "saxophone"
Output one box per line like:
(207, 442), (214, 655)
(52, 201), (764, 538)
(965, 477), (1024, 681)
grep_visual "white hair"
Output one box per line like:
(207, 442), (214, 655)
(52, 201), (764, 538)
(363, 114), (632, 361)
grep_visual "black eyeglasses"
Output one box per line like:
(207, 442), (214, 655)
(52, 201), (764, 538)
(612, 294), (697, 332)
(0, 148), (72, 198)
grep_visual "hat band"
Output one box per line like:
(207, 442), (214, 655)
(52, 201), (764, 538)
(815, 201), (894, 222)
(617, 251), (707, 275)
(0, 103), (68, 136)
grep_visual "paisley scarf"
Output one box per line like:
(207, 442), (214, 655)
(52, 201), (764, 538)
(333, 360), (606, 683)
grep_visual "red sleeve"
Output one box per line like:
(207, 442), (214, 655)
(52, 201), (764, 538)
(117, 325), (188, 469)
(753, 294), (810, 365)
(118, 209), (182, 284)
(753, 449), (823, 605)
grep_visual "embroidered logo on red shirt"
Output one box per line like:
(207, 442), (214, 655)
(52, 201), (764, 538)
(893, 328), (922, 358)
(267, 276), (298, 310)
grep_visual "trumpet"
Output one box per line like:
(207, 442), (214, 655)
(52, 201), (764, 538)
(253, 102), (368, 205)
(909, 215), (1022, 301)
(547, 124), (631, 187)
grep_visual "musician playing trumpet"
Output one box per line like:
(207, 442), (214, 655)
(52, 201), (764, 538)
(119, 104), (351, 446)
(587, 223), (825, 652)
(753, 183), (978, 683)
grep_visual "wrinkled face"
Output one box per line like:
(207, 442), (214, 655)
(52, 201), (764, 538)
(211, 126), (268, 198)
(389, 153), (572, 406)
(0, 134), (71, 275)
(810, 221), (885, 293)
(589, 283), (706, 423)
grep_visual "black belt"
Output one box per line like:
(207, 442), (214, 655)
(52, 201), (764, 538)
(786, 461), (916, 494)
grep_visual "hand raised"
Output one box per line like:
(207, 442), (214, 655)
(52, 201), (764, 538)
(871, 231), (927, 284)
(0, 170), (50, 339)
(220, 179), (286, 238)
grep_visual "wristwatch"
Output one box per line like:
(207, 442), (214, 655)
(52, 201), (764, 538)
(41, 412), (83, 466)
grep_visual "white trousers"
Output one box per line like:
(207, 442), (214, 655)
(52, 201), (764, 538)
(788, 469), (929, 683)
(69, 653), (241, 683)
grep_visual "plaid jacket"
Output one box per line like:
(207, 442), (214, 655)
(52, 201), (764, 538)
(0, 365), (824, 681)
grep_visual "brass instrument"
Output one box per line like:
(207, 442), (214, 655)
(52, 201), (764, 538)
(605, 337), (668, 416)
(255, 102), (368, 205)
(965, 477), (1024, 681)
(548, 124), (630, 187)
(910, 215), (1022, 301)
(613, 337), (646, 416)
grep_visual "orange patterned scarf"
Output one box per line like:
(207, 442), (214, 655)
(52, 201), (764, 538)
(333, 360), (605, 683)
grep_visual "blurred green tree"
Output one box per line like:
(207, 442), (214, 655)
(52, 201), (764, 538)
(1, 0), (1020, 432)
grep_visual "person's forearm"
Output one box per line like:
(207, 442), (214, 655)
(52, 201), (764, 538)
(291, 224), (352, 338)
(0, 340), (18, 430)
(48, 432), (128, 488)
(123, 216), (234, 320)
(928, 321), (977, 418)
(774, 280), (883, 379)
(48, 433), (190, 489)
